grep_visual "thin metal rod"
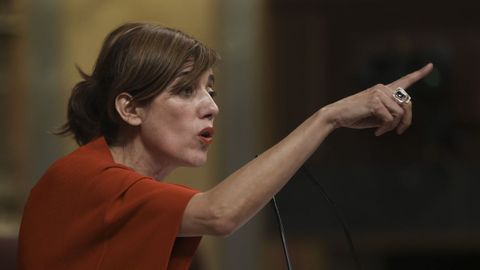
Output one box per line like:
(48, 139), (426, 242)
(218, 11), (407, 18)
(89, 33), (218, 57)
(300, 165), (363, 270)
(272, 195), (294, 270)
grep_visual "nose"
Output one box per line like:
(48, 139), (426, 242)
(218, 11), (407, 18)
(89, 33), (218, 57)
(199, 90), (219, 121)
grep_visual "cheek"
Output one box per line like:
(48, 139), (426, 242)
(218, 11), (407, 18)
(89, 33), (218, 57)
(139, 98), (205, 164)
(142, 108), (195, 147)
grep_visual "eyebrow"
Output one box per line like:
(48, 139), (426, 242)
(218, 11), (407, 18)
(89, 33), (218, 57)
(175, 62), (194, 78)
(176, 70), (191, 78)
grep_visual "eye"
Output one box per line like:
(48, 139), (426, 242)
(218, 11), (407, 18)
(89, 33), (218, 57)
(207, 87), (216, 98)
(178, 86), (195, 97)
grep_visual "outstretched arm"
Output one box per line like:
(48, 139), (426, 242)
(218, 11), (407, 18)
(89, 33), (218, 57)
(180, 63), (433, 237)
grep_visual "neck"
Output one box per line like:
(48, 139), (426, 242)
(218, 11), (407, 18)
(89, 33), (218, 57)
(108, 136), (176, 180)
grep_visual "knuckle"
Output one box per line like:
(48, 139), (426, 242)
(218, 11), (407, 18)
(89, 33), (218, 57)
(400, 118), (411, 125)
(396, 106), (405, 115)
(381, 112), (393, 122)
(371, 96), (382, 107)
(372, 88), (384, 96)
(386, 114), (394, 122)
(369, 84), (383, 92)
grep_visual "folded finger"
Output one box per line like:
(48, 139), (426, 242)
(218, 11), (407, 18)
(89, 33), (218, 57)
(396, 102), (413, 134)
(375, 89), (405, 135)
(373, 102), (395, 136)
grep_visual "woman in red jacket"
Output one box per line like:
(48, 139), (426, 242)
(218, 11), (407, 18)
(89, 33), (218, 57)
(17, 22), (432, 270)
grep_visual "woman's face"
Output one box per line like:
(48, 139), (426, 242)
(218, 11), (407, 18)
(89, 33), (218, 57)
(138, 68), (219, 167)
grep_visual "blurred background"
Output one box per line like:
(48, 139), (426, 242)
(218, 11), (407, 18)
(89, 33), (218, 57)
(1, 0), (480, 269)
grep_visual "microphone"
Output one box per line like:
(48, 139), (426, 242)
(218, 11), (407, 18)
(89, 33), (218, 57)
(271, 164), (363, 270)
(300, 165), (362, 270)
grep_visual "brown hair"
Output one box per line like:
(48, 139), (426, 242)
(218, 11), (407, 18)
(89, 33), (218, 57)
(57, 22), (219, 145)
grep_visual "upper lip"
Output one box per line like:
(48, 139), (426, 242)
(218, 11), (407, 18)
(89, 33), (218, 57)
(198, 127), (214, 138)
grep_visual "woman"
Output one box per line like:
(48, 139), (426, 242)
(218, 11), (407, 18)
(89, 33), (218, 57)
(17, 22), (432, 270)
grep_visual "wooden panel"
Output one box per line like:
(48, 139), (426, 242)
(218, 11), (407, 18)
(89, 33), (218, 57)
(267, 1), (480, 268)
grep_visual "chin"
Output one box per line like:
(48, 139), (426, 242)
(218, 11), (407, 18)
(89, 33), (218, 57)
(182, 152), (208, 167)
(185, 158), (207, 167)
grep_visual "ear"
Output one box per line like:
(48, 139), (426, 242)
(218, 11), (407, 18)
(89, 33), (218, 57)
(115, 93), (143, 126)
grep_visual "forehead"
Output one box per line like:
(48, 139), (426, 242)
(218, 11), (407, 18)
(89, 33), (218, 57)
(178, 60), (213, 75)
(178, 65), (214, 82)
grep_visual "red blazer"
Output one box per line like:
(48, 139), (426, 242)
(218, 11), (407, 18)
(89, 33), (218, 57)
(18, 137), (200, 270)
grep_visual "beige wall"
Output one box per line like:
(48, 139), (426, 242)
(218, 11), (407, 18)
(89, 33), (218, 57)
(0, 0), (30, 237)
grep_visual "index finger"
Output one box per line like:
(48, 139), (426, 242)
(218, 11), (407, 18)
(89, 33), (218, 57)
(388, 63), (433, 90)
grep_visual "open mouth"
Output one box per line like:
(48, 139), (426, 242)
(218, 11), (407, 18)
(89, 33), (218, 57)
(198, 127), (214, 144)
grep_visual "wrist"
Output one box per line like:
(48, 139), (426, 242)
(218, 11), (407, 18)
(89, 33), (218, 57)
(317, 105), (339, 133)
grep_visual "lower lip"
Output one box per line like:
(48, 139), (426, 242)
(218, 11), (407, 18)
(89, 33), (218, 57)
(198, 136), (213, 145)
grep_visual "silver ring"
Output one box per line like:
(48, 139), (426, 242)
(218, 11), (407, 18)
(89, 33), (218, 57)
(393, 87), (411, 104)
